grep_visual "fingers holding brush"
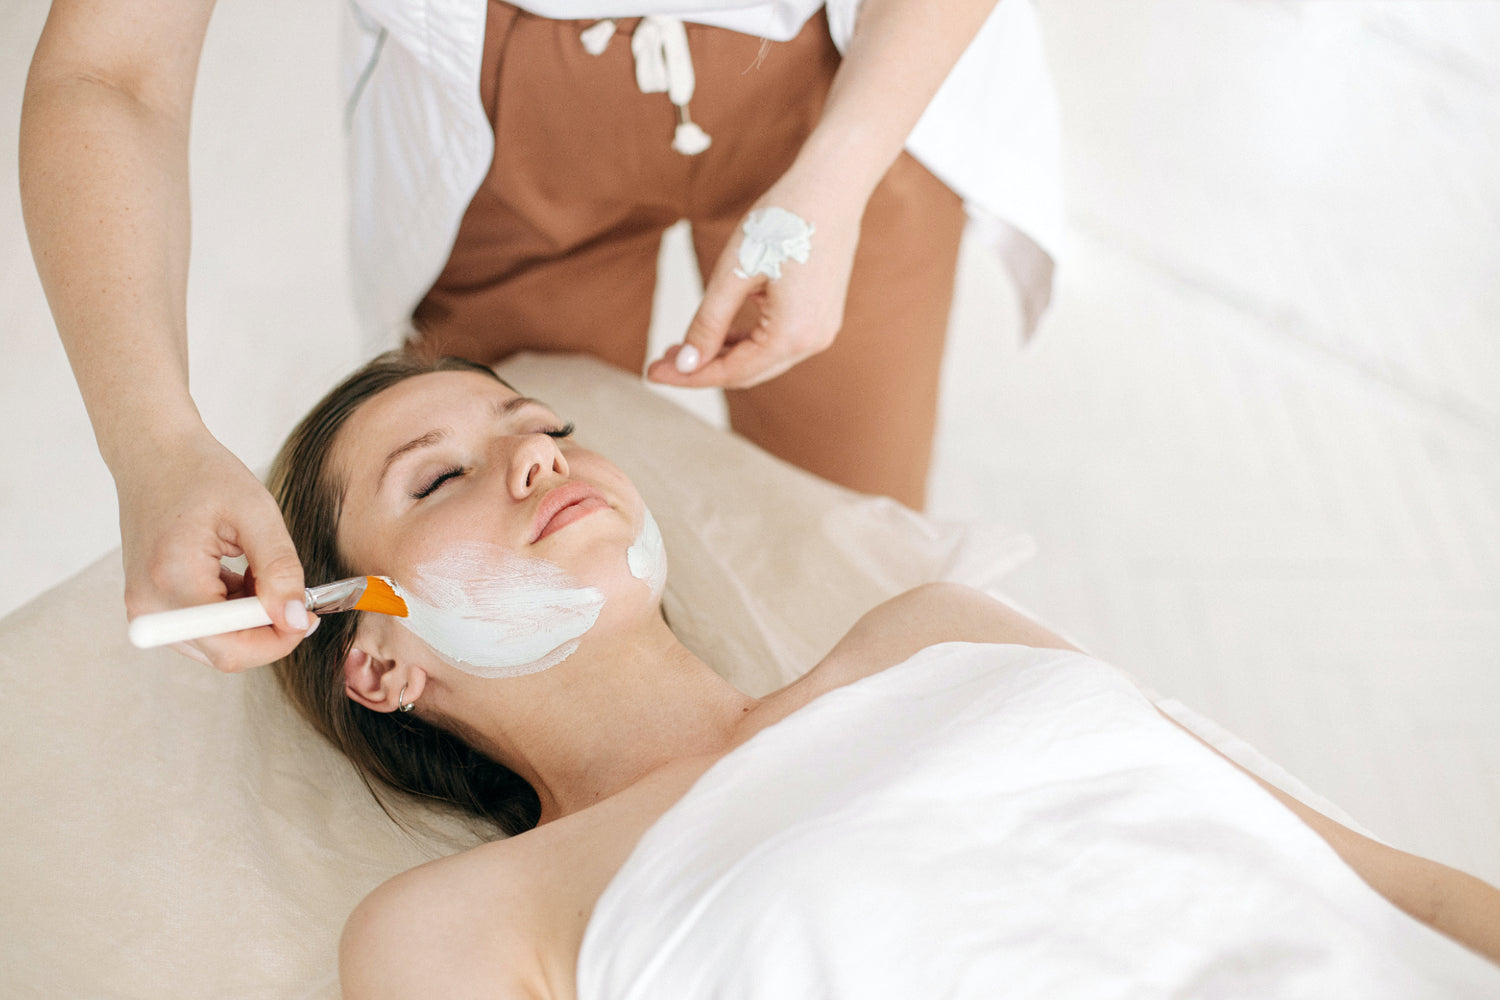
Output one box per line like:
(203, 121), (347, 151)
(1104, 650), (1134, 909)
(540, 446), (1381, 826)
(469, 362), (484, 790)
(118, 429), (313, 672)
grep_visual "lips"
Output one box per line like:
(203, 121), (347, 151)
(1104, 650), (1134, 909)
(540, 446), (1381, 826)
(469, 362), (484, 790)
(531, 482), (609, 542)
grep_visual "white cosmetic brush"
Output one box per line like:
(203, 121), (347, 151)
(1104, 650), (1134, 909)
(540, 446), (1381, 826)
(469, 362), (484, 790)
(127, 575), (408, 649)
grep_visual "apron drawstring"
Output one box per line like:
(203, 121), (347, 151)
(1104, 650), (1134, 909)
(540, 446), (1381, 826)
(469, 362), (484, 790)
(581, 17), (712, 156)
(579, 18), (616, 56)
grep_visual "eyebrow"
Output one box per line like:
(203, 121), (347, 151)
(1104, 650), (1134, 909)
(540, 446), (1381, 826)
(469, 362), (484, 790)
(375, 395), (544, 492)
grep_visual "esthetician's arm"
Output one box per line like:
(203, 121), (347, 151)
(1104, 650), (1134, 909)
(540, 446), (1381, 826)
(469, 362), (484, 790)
(647, 0), (998, 389)
(20, 0), (311, 671)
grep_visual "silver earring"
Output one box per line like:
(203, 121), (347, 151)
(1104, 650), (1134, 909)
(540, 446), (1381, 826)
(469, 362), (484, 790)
(397, 682), (416, 713)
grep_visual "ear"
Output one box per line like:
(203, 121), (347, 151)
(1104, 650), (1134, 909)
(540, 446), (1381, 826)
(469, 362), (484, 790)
(343, 645), (427, 714)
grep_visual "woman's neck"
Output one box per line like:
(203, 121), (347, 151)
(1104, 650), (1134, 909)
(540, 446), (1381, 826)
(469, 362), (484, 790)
(455, 617), (759, 823)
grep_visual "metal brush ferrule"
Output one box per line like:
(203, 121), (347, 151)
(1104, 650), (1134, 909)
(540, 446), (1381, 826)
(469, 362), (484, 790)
(303, 577), (365, 614)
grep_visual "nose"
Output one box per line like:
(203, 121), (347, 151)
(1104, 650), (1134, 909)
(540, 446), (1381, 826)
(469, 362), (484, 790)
(508, 432), (570, 498)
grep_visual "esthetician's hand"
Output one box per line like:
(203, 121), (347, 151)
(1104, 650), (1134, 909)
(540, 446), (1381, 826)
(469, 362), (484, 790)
(117, 428), (312, 671)
(647, 178), (863, 390)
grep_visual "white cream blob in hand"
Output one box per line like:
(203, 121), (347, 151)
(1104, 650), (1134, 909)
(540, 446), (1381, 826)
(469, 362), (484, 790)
(734, 206), (814, 281)
(392, 542), (604, 679)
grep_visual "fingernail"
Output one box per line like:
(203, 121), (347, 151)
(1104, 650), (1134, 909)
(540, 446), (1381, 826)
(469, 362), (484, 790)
(675, 344), (701, 373)
(284, 599), (310, 631)
(304, 616), (321, 638)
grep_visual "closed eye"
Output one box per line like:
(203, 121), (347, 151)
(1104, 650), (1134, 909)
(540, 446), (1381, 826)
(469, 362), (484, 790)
(408, 423), (571, 499)
(410, 466), (463, 500)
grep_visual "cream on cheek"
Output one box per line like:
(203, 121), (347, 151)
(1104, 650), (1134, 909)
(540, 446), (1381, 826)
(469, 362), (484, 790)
(377, 495), (666, 679)
(391, 542), (605, 679)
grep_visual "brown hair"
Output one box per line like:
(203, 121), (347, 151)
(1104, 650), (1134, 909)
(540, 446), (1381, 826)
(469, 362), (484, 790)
(267, 350), (541, 836)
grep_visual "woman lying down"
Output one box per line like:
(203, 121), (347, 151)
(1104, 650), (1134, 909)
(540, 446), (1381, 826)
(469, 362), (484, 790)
(269, 353), (1500, 998)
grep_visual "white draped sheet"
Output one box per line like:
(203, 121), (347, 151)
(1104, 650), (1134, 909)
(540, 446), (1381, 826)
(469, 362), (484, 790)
(579, 642), (1500, 998)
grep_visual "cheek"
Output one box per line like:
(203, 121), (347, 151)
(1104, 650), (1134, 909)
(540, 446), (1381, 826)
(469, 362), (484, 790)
(379, 502), (500, 578)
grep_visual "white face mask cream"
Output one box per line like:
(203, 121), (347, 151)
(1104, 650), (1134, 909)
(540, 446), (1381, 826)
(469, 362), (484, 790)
(626, 505), (668, 599)
(734, 206), (814, 281)
(391, 542), (604, 679)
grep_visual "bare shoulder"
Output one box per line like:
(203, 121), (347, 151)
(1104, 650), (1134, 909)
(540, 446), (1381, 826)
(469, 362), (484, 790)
(339, 839), (549, 1000)
(785, 584), (1083, 702)
(847, 583), (1079, 661)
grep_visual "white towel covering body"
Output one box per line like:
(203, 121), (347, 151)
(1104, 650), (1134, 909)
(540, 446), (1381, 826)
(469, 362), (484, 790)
(577, 642), (1500, 998)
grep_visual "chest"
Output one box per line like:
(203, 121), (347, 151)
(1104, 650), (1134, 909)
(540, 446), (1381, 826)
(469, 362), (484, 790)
(490, 753), (730, 995)
(478, 674), (856, 992)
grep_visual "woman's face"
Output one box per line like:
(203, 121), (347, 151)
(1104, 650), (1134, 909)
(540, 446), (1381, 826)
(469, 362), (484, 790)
(331, 370), (657, 676)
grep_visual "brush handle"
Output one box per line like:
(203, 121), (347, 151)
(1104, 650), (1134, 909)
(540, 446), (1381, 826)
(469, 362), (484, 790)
(127, 596), (278, 648)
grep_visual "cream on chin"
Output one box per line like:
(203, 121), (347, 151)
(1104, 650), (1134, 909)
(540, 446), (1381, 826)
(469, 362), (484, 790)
(625, 505), (668, 599)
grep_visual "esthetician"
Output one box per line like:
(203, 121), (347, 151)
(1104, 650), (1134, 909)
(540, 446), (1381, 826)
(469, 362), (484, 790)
(18, 0), (1063, 673)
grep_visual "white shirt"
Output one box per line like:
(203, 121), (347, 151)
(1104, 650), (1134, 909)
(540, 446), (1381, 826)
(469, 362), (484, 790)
(343, 0), (1063, 349)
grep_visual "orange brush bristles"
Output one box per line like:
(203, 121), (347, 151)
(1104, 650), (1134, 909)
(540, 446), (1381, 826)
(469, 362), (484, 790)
(354, 576), (409, 617)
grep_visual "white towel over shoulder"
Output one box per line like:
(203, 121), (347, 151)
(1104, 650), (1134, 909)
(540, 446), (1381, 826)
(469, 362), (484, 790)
(578, 642), (1500, 998)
